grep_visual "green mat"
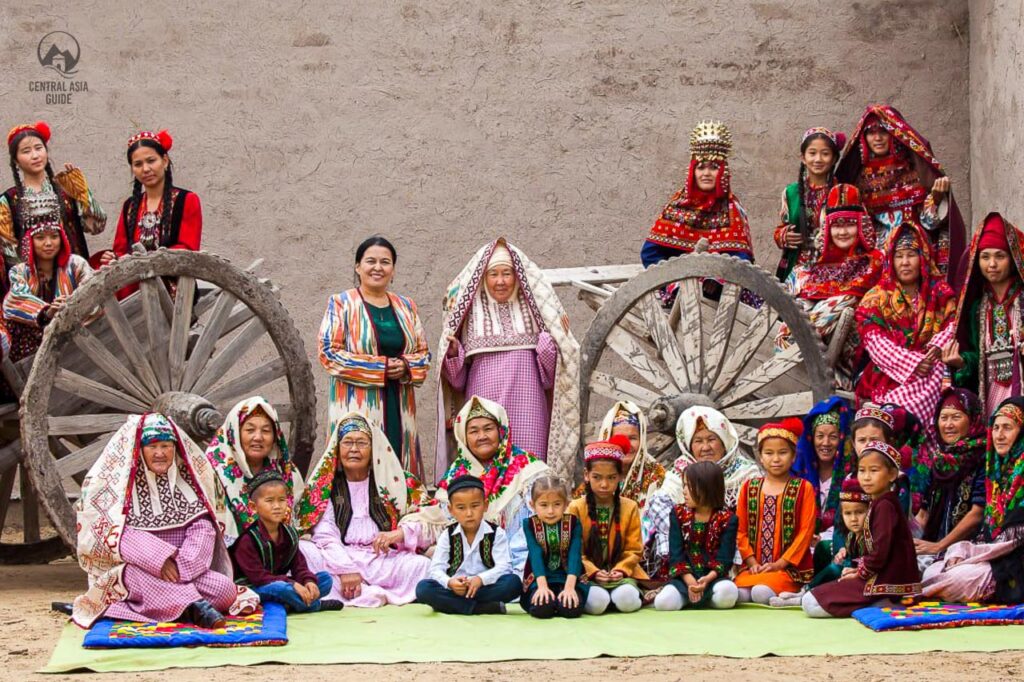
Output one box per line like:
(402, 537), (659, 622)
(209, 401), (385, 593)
(44, 604), (1024, 673)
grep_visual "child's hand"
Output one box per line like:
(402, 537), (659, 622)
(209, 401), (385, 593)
(465, 576), (484, 599)
(304, 581), (321, 605)
(838, 567), (857, 581)
(532, 585), (555, 606)
(833, 548), (847, 564)
(340, 572), (363, 600)
(697, 573), (715, 587)
(558, 588), (579, 609)
(687, 583), (705, 603)
(746, 561), (762, 574)
(607, 570), (625, 581)
(292, 582), (312, 606)
(160, 557), (179, 583)
(593, 570), (611, 584)
(448, 577), (468, 596)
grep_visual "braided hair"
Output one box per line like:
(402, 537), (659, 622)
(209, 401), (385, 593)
(125, 138), (174, 247)
(583, 458), (623, 570)
(794, 132), (841, 244)
(7, 130), (70, 241)
(331, 465), (394, 540)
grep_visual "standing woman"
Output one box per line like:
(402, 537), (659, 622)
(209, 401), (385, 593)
(99, 129), (201, 266)
(2, 121), (106, 268)
(318, 236), (431, 479)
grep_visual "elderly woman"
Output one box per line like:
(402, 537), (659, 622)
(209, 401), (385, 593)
(73, 414), (253, 629)
(205, 396), (305, 545)
(296, 413), (431, 607)
(642, 406), (760, 580)
(436, 238), (579, 477)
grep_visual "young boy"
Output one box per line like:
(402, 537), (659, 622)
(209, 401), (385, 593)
(230, 470), (340, 612)
(415, 475), (523, 615)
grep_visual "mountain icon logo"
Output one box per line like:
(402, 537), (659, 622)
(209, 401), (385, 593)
(37, 31), (81, 78)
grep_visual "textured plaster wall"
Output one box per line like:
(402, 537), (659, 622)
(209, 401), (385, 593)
(1, 1), (970, 473)
(970, 0), (1024, 227)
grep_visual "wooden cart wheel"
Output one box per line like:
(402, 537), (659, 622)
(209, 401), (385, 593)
(18, 248), (317, 551)
(578, 251), (832, 473)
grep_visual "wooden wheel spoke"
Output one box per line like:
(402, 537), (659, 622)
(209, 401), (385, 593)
(190, 318), (268, 395)
(0, 440), (21, 475)
(56, 433), (116, 478)
(672, 278), (704, 392)
(168, 276), (196, 390)
(54, 368), (149, 413)
(723, 391), (816, 421)
(102, 296), (162, 396)
(710, 302), (774, 399)
(639, 293), (690, 390)
(207, 356), (286, 405)
(48, 413), (135, 436)
(192, 258), (263, 318)
(717, 344), (804, 407)
(648, 432), (676, 457)
(589, 370), (661, 408)
(733, 423), (759, 448)
(703, 283), (741, 393)
(19, 465), (40, 543)
(72, 329), (154, 403)
(181, 291), (238, 390)
(0, 466), (16, 530)
(606, 326), (676, 393)
(140, 279), (173, 390)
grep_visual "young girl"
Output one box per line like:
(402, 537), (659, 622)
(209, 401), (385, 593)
(803, 441), (921, 617)
(654, 461), (738, 611)
(773, 126), (845, 281)
(735, 419), (816, 604)
(851, 404), (919, 515)
(568, 436), (647, 614)
(521, 475), (587, 619)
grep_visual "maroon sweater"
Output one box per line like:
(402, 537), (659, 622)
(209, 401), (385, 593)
(230, 520), (316, 587)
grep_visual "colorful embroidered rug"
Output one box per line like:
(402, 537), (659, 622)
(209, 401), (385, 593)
(81, 603), (287, 649)
(853, 601), (1024, 632)
(44, 603), (1024, 673)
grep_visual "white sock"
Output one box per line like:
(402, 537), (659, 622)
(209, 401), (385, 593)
(584, 586), (611, 615)
(610, 584), (642, 613)
(750, 585), (777, 605)
(801, 590), (831, 618)
(654, 584), (686, 611)
(710, 580), (738, 609)
(737, 587), (753, 603)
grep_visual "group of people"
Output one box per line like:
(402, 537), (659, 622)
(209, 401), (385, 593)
(4, 105), (1014, 628)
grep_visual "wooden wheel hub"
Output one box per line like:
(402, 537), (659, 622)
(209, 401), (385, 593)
(150, 392), (223, 443)
(648, 393), (718, 434)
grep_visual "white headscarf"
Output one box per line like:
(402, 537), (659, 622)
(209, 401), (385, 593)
(672, 406), (760, 507)
(599, 400), (662, 503)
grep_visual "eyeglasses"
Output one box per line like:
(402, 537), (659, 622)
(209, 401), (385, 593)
(340, 439), (371, 450)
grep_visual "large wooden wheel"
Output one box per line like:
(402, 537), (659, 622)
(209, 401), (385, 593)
(577, 251), (832, 473)
(16, 248), (317, 552)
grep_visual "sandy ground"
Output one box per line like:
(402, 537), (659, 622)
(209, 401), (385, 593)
(2, 562), (1022, 681)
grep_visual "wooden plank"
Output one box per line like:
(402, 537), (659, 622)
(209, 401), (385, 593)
(190, 318), (268, 396)
(578, 289), (650, 342)
(734, 423), (759, 447)
(702, 283), (741, 394)
(140, 278), (173, 390)
(181, 291), (238, 391)
(72, 329), (154, 403)
(673, 278), (704, 392)
(0, 439), (20, 473)
(168, 276), (196, 390)
(710, 302), (773, 399)
(54, 368), (149, 413)
(48, 413), (134, 436)
(0, 465), (16, 530)
(717, 344), (805, 407)
(588, 370), (661, 408)
(723, 391), (816, 421)
(542, 264), (644, 286)
(207, 356), (286, 405)
(56, 434), (115, 477)
(648, 432), (675, 458)
(825, 306), (855, 369)
(19, 465), (40, 542)
(1, 358), (25, 396)
(102, 296), (162, 396)
(605, 325), (675, 393)
(639, 293), (690, 391)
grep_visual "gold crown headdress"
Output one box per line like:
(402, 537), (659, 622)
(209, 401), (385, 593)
(689, 120), (732, 162)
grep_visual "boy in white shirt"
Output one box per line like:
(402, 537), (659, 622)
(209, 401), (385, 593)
(415, 475), (523, 614)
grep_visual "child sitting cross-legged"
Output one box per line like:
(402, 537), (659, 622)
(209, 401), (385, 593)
(230, 470), (340, 613)
(521, 475), (587, 619)
(415, 475), (523, 615)
(655, 461), (739, 611)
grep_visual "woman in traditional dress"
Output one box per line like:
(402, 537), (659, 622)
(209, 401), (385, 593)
(922, 397), (1024, 603)
(947, 213), (1024, 416)
(914, 388), (986, 566)
(436, 238), (578, 475)
(773, 126), (845, 282)
(318, 236), (430, 478)
(98, 130), (201, 265)
(205, 396), (304, 545)
(836, 104), (965, 281)
(3, 218), (92, 361)
(72, 414), (256, 629)
(854, 221), (957, 443)
(296, 413), (431, 607)
(597, 400), (665, 510)
(2, 120), (105, 269)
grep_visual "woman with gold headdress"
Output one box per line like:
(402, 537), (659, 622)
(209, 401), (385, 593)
(596, 401), (665, 510)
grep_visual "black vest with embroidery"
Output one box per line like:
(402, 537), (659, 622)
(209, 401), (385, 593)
(118, 187), (192, 250)
(446, 522), (496, 577)
(236, 523), (300, 585)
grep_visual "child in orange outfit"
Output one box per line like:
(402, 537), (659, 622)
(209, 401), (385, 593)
(735, 418), (817, 604)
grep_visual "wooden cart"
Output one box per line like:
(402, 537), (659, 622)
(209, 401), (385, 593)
(1, 248), (317, 563)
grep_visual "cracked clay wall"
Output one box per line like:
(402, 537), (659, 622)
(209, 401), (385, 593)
(2, 1), (970, 472)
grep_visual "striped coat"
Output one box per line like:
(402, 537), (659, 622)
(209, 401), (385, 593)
(317, 288), (431, 477)
(3, 254), (91, 326)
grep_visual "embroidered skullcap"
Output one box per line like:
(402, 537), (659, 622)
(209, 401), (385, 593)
(995, 402), (1024, 427)
(860, 440), (905, 470)
(7, 121), (51, 147)
(447, 474), (485, 497)
(487, 243), (513, 270)
(338, 415), (371, 438)
(812, 410), (842, 431)
(584, 435), (630, 464)
(802, 126), (845, 151)
(757, 418), (804, 448)
(838, 476), (871, 504)
(979, 214), (1010, 253)
(894, 226), (921, 252)
(127, 129), (173, 152)
(465, 398), (499, 424)
(854, 405), (895, 431)
(247, 469), (286, 497)
(140, 413), (176, 445)
(612, 407), (641, 429)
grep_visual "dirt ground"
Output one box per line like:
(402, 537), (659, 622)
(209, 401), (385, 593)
(2, 562), (1021, 681)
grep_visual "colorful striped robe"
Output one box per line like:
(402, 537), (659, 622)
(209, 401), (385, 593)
(3, 254), (92, 325)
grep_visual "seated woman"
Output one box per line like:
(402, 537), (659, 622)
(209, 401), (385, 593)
(595, 400), (665, 510)
(3, 218), (92, 361)
(205, 396), (305, 545)
(854, 221), (956, 444)
(643, 406), (760, 579)
(73, 414), (252, 629)
(437, 238), (578, 473)
(922, 398), (1024, 603)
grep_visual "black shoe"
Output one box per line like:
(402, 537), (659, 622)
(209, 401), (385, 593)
(188, 599), (226, 629)
(51, 601), (73, 615)
(472, 601), (506, 615)
(319, 600), (344, 611)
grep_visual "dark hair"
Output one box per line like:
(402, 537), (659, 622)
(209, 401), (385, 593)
(584, 457), (623, 569)
(125, 138), (173, 246)
(355, 235), (397, 264)
(683, 461), (725, 509)
(8, 129), (70, 238)
(850, 417), (894, 445)
(794, 132), (841, 243)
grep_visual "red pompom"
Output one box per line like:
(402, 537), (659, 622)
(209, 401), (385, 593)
(607, 434), (632, 455)
(33, 120), (51, 144)
(156, 129), (173, 152)
(780, 417), (804, 439)
(834, 132), (847, 151)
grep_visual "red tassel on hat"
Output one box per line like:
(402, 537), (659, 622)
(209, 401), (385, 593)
(156, 129), (173, 152)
